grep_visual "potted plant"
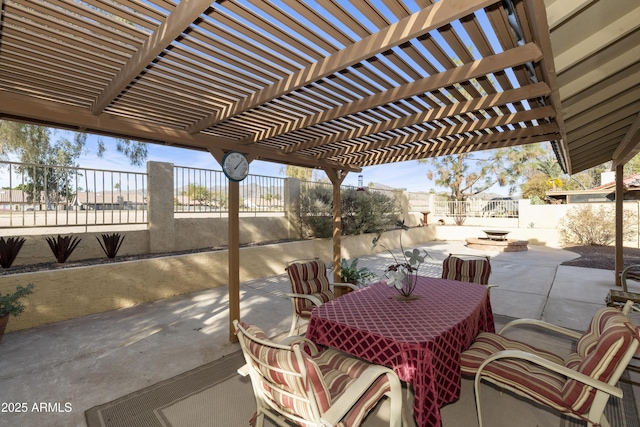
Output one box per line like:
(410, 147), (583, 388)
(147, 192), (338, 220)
(0, 283), (34, 344)
(338, 258), (377, 295)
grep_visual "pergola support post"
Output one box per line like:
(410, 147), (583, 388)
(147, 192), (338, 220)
(228, 179), (240, 342)
(325, 168), (347, 283)
(209, 149), (254, 343)
(615, 164), (624, 286)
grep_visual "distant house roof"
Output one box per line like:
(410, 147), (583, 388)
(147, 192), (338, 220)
(592, 173), (640, 191)
(0, 189), (28, 203)
(73, 191), (146, 205)
(546, 173), (640, 203)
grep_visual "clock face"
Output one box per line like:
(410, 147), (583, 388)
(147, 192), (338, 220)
(222, 151), (249, 182)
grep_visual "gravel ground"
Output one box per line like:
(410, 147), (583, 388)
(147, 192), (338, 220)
(561, 245), (640, 270)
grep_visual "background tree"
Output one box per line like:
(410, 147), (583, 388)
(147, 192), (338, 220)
(535, 155), (563, 190)
(1, 121), (148, 207)
(0, 121), (148, 166)
(520, 173), (549, 201)
(624, 153), (640, 176)
(423, 144), (545, 200)
(181, 184), (211, 206)
(280, 165), (313, 181)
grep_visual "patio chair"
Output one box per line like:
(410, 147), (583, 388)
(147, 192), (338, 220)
(234, 320), (405, 427)
(285, 258), (357, 335)
(441, 254), (497, 293)
(607, 264), (640, 312)
(460, 301), (640, 427)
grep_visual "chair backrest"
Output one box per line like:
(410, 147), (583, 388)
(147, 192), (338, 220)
(235, 321), (330, 426)
(562, 307), (639, 414)
(286, 259), (335, 314)
(442, 254), (492, 285)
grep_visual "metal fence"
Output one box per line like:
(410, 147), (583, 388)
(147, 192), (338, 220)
(408, 192), (431, 213)
(0, 161), (147, 228)
(1, 160), (519, 230)
(431, 199), (519, 218)
(174, 166), (286, 215)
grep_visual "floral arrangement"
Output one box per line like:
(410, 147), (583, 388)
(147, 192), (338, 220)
(371, 222), (431, 297)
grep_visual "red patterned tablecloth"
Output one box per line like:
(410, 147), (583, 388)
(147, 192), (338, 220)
(305, 276), (494, 427)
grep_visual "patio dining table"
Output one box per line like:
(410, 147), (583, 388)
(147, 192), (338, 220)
(305, 276), (494, 427)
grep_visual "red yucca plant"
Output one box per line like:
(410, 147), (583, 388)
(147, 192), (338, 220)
(96, 233), (125, 259)
(45, 235), (82, 263)
(0, 237), (26, 268)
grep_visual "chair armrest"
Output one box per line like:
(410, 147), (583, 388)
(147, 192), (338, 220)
(498, 318), (583, 340)
(285, 292), (323, 307)
(332, 282), (358, 291)
(476, 349), (622, 398)
(237, 363), (250, 377)
(320, 365), (402, 427)
(487, 284), (498, 289)
(278, 335), (320, 355)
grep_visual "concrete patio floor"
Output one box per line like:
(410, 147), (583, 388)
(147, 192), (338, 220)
(1, 240), (639, 427)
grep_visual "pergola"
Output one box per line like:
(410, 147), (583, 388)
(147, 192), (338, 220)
(1, 0), (639, 340)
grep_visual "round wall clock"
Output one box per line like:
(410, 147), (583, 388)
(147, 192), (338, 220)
(221, 151), (250, 182)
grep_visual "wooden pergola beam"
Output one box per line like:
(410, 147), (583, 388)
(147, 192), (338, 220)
(286, 82), (551, 154)
(240, 43), (543, 144)
(351, 133), (558, 166)
(612, 113), (640, 168)
(338, 123), (559, 165)
(186, 0), (502, 134)
(318, 105), (555, 160)
(0, 91), (360, 172)
(523, 0), (569, 172)
(92, 0), (214, 114)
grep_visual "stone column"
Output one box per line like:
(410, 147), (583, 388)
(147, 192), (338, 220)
(147, 161), (175, 253)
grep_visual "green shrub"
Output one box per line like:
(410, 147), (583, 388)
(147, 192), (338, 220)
(294, 186), (401, 238)
(559, 204), (637, 246)
(341, 189), (401, 235)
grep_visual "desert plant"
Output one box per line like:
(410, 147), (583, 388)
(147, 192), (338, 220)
(559, 204), (637, 246)
(294, 185), (401, 238)
(340, 258), (377, 287)
(45, 234), (82, 263)
(341, 188), (402, 235)
(0, 283), (34, 317)
(96, 233), (125, 258)
(0, 236), (26, 268)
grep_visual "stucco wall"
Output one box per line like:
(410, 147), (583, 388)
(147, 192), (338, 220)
(1, 226), (435, 333)
(5, 216), (293, 267)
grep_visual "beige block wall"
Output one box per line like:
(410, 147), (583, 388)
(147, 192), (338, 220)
(2, 250), (228, 332)
(173, 215), (294, 251)
(1, 226), (434, 333)
(7, 230), (150, 266)
(6, 216), (293, 266)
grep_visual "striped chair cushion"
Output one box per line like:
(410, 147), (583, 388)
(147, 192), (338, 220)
(460, 332), (567, 411)
(314, 348), (391, 427)
(287, 260), (335, 315)
(241, 324), (391, 426)
(442, 255), (491, 285)
(562, 315), (634, 414)
(241, 324), (332, 422)
(574, 307), (627, 358)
